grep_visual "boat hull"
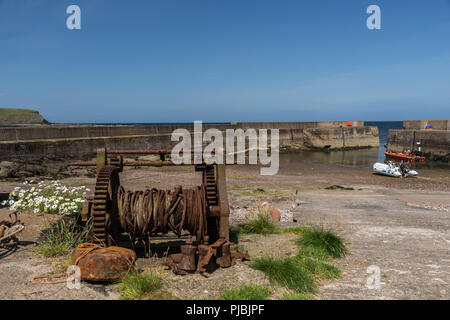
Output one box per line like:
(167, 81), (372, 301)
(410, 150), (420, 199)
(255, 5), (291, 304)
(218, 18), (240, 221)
(384, 152), (426, 163)
(373, 163), (402, 177)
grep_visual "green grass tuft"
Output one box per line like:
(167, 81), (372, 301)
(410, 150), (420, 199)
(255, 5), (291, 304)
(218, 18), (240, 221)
(220, 284), (272, 300)
(251, 254), (341, 295)
(296, 226), (347, 259)
(294, 254), (341, 280)
(119, 272), (163, 300)
(283, 226), (311, 236)
(251, 257), (315, 293)
(37, 216), (92, 257)
(38, 242), (70, 257)
(281, 291), (314, 300)
(232, 184), (292, 198)
(251, 225), (347, 296)
(239, 214), (277, 235)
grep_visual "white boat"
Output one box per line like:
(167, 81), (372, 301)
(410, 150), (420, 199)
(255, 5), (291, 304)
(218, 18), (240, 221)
(373, 162), (402, 177)
(372, 161), (418, 177)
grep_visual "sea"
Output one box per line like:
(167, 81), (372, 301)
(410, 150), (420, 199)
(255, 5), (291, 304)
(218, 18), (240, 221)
(279, 121), (402, 169)
(365, 121), (403, 162)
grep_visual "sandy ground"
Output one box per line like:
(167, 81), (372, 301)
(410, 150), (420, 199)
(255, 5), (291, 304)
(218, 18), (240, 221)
(296, 187), (450, 300)
(0, 159), (449, 300)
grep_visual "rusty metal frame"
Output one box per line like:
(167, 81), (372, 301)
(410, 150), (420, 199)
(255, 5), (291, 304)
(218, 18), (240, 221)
(71, 148), (247, 274)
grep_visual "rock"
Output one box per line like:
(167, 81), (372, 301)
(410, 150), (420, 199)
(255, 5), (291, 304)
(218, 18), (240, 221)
(325, 185), (354, 191)
(72, 246), (136, 282)
(0, 161), (17, 179)
(0, 158), (81, 179)
(268, 205), (281, 221)
(259, 202), (281, 221)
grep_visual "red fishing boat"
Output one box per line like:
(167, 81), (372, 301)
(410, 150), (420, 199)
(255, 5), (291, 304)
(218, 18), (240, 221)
(384, 151), (426, 163)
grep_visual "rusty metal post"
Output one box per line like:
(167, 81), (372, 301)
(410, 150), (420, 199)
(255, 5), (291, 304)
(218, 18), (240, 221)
(96, 148), (107, 175)
(216, 164), (230, 241)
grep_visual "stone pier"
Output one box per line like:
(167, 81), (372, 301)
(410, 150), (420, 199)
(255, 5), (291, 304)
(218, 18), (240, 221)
(0, 121), (379, 177)
(387, 120), (450, 160)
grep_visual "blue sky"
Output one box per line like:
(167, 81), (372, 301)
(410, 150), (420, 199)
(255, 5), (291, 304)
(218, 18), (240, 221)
(1, 0), (449, 123)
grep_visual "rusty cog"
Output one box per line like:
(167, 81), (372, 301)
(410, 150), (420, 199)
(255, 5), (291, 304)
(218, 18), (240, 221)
(204, 165), (218, 206)
(203, 165), (220, 241)
(92, 165), (121, 246)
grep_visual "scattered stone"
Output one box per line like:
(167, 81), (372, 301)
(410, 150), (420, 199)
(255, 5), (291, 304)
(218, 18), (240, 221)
(325, 185), (355, 191)
(0, 158), (95, 179)
(230, 203), (294, 223)
(279, 209), (294, 222)
(407, 202), (450, 213)
(229, 206), (249, 223)
(268, 205), (281, 221)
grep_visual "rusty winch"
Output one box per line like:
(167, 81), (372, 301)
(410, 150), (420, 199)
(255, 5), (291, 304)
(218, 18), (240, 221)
(71, 148), (247, 274)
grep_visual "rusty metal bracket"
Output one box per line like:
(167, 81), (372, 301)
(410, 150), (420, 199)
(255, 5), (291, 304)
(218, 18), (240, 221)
(167, 236), (248, 275)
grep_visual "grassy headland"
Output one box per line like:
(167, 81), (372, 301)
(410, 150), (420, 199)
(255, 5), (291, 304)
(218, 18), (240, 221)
(0, 107), (49, 124)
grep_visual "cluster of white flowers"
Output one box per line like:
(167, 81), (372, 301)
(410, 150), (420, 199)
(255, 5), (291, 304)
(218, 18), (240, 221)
(1, 180), (89, 215)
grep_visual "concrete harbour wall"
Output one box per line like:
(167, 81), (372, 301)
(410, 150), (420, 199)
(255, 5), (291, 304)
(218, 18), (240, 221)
(402, 120), (450, 131)
(0, 122), (379, 163)
(0, 121), (364, 142)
